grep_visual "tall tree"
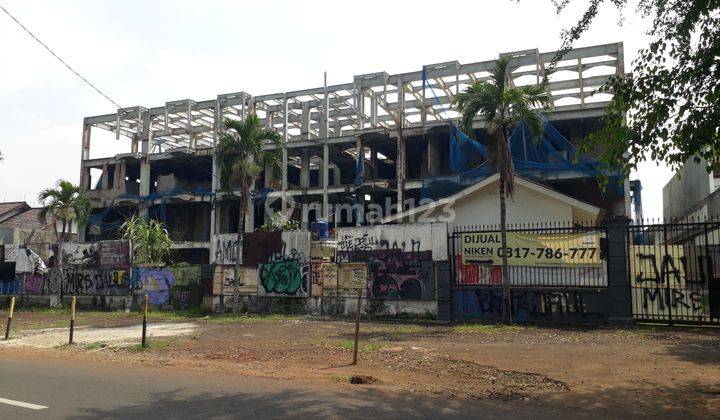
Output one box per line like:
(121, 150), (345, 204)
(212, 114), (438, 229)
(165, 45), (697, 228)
(216, 114), (282, 313)
(454, 55), (551, 323)
(545, 0), (720, 178)
(37, 179), (92, 242)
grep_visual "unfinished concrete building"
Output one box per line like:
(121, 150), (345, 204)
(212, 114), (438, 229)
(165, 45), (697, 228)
(79, 42), (629, 264)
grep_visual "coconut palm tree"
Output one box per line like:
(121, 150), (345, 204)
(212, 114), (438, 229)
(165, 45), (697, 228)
(454, 55), (551, 323)
(38, 179), (92, 242)
(216, 114), (282, 312)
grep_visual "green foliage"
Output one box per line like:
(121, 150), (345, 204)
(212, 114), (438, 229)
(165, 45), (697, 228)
(257, 211), (300, 232)
(120, 215), (173, 265)
(454, 55), (551, 195)
(337, 340), (383, 352)
(83, 341), (108, 350)
(547, 0), (720, 179)
(125, 340), (169, 352)
(453, 323), (531, 334)
(216, 114), (283, 192)
(37, 179), (92, 241)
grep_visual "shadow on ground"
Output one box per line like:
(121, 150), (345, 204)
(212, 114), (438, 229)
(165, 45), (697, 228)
(71, 380), (720, 419)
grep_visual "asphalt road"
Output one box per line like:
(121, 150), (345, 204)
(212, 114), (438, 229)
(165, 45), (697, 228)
(0, 353), (568, 419)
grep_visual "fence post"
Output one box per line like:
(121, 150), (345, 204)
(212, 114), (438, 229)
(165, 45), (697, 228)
(4, 296), (16, 340)
(603, 216), (635, 325)
(436, 261), (452, 322)
(69, 296), (76, 345)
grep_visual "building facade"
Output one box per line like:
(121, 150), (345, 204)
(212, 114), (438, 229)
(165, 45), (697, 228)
(78, 43), (629, 264)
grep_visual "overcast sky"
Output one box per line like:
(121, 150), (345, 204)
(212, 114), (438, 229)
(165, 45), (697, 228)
(0, 0), (670, 219)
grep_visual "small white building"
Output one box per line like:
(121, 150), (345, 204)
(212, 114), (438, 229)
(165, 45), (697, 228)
(382, 174), (603, 230)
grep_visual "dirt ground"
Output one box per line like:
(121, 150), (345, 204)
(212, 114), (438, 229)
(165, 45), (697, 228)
(1, 308), (719, 417)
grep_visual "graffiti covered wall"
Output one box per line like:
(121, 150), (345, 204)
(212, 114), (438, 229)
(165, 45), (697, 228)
(255, 231), (311, 297)
(0, 239), (203, 308)
(335, 224), (445, 300)
(629, 244), (719, 320)
(213, 265), (258, 296)
(131, 268), (175, 305)
(213, 233), (241, 265)
(453, 288), (608, 323)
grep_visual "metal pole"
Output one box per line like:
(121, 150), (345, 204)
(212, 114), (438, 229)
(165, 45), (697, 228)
(5, 296), (16, 340)
(352, 288), (362, 365)
(141, 294), (148, 348)
(69, 296), (76, 344)
(662, 224), (673, 326)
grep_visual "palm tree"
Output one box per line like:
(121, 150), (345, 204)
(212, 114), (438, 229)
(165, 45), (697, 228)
(216, 114), (282, 313)
(38, 179), (92, 242)
(120, 215), (173, 265)
(454, 55), (551, 324)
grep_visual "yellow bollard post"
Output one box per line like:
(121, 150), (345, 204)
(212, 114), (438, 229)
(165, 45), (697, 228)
(5, 296), (16, 340)
(141, 295), (148, 348)
(69, 296), (76, 344)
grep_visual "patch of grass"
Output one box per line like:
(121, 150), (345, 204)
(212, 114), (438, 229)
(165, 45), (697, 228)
(205, 313), (301, 323)
(394, 325), (424, 334)
(54, 343), (74, 349)
(336, 340), (383, 352)
(145, 307), (210, 321)
(329, 375), (349, 383)
(361, 343), (383, 352)
(22, 320), (69, 331)
(453, 323), (530, 334)
(17, 307), (71, 315)
(83, 341), (108, 350)
(124, 340), (170, 352)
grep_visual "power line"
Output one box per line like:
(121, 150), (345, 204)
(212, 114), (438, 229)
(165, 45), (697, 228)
(0, 3), (123, 109)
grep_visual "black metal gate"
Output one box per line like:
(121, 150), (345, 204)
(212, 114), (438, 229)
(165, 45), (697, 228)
(449, 222), (609, 324)
(628, 219), (720, 325)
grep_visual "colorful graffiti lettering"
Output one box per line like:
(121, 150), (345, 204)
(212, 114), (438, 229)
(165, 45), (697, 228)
(135, 268), (175, 305)
(23, 274), (44, 294)
(258, 260), (307, 297)
(0, 276), (21, 294)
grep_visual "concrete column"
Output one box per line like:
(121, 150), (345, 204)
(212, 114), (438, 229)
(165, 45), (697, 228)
(101, 163), (110, 190)
(370, 146), (378, 180)
(321, 72), (329, 218)
(301, 102), (310, 139)
(396, 81), (406, 211)
(209, 100), (221, 261)
(604, 216), (634, 325)
(281, 94), (289, 211)
(139, 159), (151, 218)
(300, 150), (310, 189)
(79, 123), (91, 189)
(332, 165), (341, 186)
(264, 161), (274, 189)
(436, 261), (452, 322)
(427, 134), (441, 177)
(113, 162), (124, 191)
(322, 144), (329, 218)
(355, 136), (365, 226)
